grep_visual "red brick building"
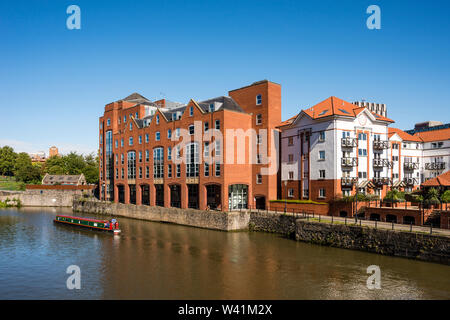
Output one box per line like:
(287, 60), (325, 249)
(99, 80), (281, 211)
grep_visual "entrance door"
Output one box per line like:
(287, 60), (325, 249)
(155, 184), (164, 206)
(206, 185), (221, 210)
(255, 196), (266, 210)
(170, 185), (181, 208)
(188, 184), (199, 209)
(141, 185), (150, 205)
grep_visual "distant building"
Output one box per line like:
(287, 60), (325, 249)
(29, 151), (46, 163)
(49, 146), (59, 158)
(42, 173), (87, 186)
(353, 101), (387, 117)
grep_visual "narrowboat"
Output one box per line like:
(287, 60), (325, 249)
(54, 215), (121, 234)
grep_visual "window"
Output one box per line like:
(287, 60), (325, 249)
(146, 166), (150, 179)
(215, 140), (221, 156)
(288, 171), (294, 180)
(215, 120), (220, 130)
(256, 94), (262, 105)
(319, 188), (326, 198)
(204, 122), (209, 132)
(319, 170), (326, 179)
(168, 164), (172, 178)
(145, 134), (149, 143)
(288, 137), (294, 146)
(186, 143), (199, 178)
(107, 119), (111, 126)
(167, 147), (172, 160)
(176, 145), (181, 160)
(176, 164), (181, 178)
(393, 156), (399, 161)
(392, 144), (399, 149)
(121, 139), (124, 147)
(204, 142), (209, 158)
(319, 131), (325, 142)
(176, 128), (180, 138)
(256, 114), (262, 125)
(256, 174), (262, 184)
(288, 154), (293, 163)
(374, 134), (380, 141)
(288, 189), (294, 198)
(100, 122), (103, 129)
(121, 168), (124, 179)
(139, 136), (142, 144)
(127, 151), (136, 179)
(115, 140), (118, 149)
(189, 106), (194, 116)
(358, 133), (367, 140)
(155, 132), (160, 141)
(319, 150), (325, 160)
(257, 134), (262, 145)
(145, 150), (149, 162)
(358, 148), (367, 156)
(167, 129), (172, 139)
(189, 125), (194, 135)
(135, 112), (139, 119)
(156, 115), (160, 124)
(121, 154), (124, 165)
(215, 163), (221, 176)
(129, 123), (133, 131)
(115, 168), (118, 179)
(257, 154), (262, 164)
(153, 147), (164, 178)
(139, 151), (142, 163)
(209, 103), (215, 112)
(138, 167), (142, 179)
(115, 154), (118, 165)
(393, 173), (399, 179)
(358, 171), (367, 179)
(204, 163), (209, 176)
(123, 116), (127, 123)
(129, 137), (133, 146)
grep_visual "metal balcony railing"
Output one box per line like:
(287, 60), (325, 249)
(341, 177), (358, 186)
(341, 157), (358, 167)
(425, 162), (446, 170)
(373, 140), (389, 150)
(403, 162), (419, 170)
(341, 137), (357, 148)
(373, 158), (393, 168)
(403, 177), (418, 186)
(372, 177), (391, 185)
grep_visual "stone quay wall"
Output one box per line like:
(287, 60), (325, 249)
(0, 189), (78, 207)
(295, 220), (450, 265)
(72, 199), (250, 231)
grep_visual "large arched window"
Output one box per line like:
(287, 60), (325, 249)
(127, 151), (136, 179)
(186, 142), (199, 177)
(153, 147), (164, 178)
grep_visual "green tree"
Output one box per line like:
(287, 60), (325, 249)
(13, 153), (41, 184)
(0, 146), (17, 176)
(441, 190), (450, 203)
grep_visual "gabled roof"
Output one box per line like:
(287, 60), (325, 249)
(123, 92), (150, 102)
(388, 128), (422, 142)
(197, 96), (245, 113)
(414, 127), (450, 142)
(422, 171), (450, 187)
(42, 174), (86, 186)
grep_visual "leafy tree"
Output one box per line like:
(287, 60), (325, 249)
(425, 188), (441, 206)
(441, 190), (450, 203)
(44, 152), (99, 185)
(13, 153), (41, 184)
(383, 189), (405, 203)
(0, 146), (17, 176)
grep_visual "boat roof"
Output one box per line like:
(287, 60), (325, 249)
(56, 215), (110, 223)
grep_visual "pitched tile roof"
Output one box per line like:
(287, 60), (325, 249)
(388, 127), (422, 142)
(422, 171), (450, 187)
(413, 127), (450, 142)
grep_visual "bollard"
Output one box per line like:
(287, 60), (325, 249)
(331, 215), (333, 224)
(360, 219), (361, 226)
(319, 215), (321, 222)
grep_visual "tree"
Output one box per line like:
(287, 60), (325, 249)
(13, 153), (41, 184)
(383, 189), (405, 203)
(425, 188), (440, 206)
(43, 152), (99, 185)
(0, 146), (17, 176)
(441, 190), (450, 203)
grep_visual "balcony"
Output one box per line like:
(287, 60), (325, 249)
(403, 162), (419, 170)
(373, 140), (389, 150)
(372, 177), (391, 186)
(373, 158), (393, 168)
(403, 177), (418, 186)
(425, 162), (446, 170)
(341, 177), (358, 187)
(341, 137), (357, 148)
(341, 157), (358, 167)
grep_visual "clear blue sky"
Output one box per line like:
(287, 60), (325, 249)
(1, 0), (449, 155)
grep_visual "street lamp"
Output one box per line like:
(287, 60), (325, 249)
(284, 180), (288, 213)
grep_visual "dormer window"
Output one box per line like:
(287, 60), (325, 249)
(256, 94), (262, 105)
(209, 103), (215, 112)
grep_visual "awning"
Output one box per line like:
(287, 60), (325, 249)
(393, 180), (405, 188)
(358, 180), (375, 188)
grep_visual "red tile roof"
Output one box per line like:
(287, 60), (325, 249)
(414, 127), (450, 142)
(388, 127), (422, 142)
(422, 171), (450, 187)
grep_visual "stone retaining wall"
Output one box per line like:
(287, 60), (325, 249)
(72, 199), (250, 231)
(0, 189), (78, 207)
(295, 220), (450, 265)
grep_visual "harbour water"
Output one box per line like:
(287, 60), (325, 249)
(0, 207), (449, 299)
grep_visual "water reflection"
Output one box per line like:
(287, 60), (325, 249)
(0, 208), (449, 300)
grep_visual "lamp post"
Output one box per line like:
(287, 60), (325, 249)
(355, 185), (358, 223)
(284, 180), (288, 213)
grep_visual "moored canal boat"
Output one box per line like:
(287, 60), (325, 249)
(54, 215), (121, 234)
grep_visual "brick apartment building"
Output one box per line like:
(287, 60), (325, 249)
(99, 80), (281, 211)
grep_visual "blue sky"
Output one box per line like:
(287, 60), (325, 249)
(1, 0), (449, 155)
